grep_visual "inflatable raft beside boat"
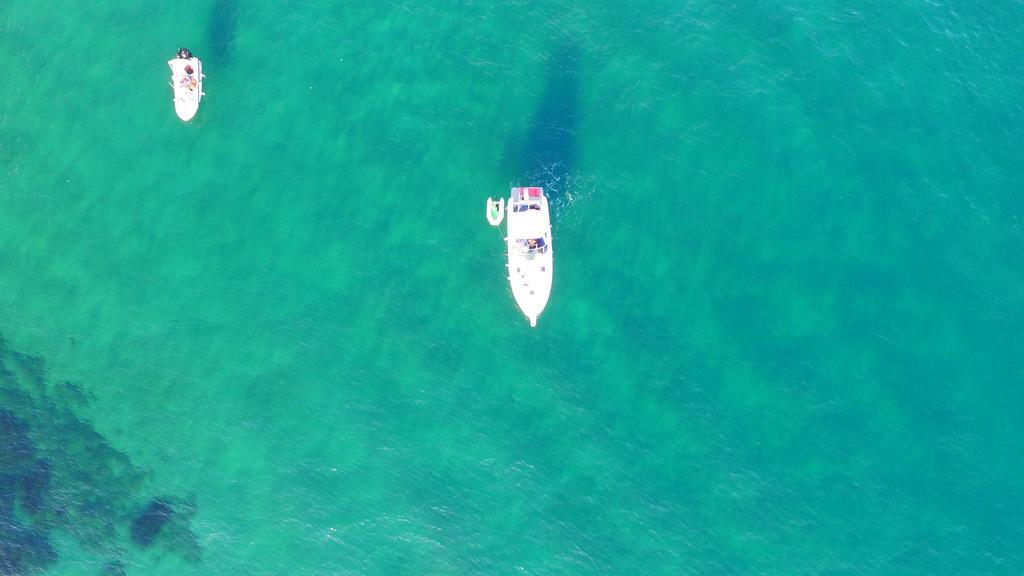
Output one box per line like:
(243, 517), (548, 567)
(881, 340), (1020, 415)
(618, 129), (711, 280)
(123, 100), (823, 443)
(486, 197), (505, 226)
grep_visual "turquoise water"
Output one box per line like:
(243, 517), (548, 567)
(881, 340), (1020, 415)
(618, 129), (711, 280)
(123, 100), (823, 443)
(1, 1), (1023, 574)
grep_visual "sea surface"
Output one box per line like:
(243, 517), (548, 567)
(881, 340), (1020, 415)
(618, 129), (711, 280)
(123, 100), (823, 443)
(1, 1), (1023, 574)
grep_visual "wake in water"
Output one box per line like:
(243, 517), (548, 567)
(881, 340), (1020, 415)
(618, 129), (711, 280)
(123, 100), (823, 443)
(522, 160), (596, 226)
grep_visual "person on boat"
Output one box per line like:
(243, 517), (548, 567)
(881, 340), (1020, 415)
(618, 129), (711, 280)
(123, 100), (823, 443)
(527, 239), (538, 250)
(178, 77), (197, 92)
(185, 65), (194, 75)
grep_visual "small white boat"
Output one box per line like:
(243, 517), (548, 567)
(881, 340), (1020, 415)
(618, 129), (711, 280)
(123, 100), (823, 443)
(486, 197), (505, 226)
(506, 187), (553, 327)
(168, 48), (203, 121)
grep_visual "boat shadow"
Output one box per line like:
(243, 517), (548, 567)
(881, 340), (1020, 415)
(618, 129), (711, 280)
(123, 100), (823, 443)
(504, 43), (582, 209)
(206, 0), (240, 66)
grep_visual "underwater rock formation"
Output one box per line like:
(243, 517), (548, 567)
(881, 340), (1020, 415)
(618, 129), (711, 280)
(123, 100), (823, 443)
(101, 559), (127, 576)
(0, 516), (56, 576)
(0, 409), (57, 575)
(131, 496), (202, 561)
(0, 335), (201, 573)
(131, 499), (175, 547)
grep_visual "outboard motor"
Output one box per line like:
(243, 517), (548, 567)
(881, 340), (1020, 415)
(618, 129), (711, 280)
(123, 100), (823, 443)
(177, 47), (193, 59)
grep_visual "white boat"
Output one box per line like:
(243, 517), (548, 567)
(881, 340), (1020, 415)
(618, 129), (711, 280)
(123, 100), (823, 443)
(506, 187), (553, 327)
(168, 48), (203, 121)
(486, 197), (505, 226)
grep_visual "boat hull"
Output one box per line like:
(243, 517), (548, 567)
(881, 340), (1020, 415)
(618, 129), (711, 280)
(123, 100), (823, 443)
(505, 187), (553, 327)
(168, 57), (203, 121)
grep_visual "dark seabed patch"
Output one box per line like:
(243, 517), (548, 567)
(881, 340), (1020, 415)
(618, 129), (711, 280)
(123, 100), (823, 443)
(130, 497), (202, 561)
(0, 411), (57, 576)
(505, 43), (581, 204)
(0, 335), (201, 573)
(131, 499), (175, 547)
(207, 0), (240, 65)
(101, 559), (127, 576)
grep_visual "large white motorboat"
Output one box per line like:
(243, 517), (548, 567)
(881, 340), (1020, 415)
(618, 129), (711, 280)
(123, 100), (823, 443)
(168, 48), (203, 121)
(505, 186), (553, 327)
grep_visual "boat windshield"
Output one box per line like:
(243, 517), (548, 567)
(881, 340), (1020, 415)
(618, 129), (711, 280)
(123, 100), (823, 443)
(513, 203), (542, 213)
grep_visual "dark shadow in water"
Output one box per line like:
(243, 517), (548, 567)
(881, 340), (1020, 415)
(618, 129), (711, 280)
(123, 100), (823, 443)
(19, 459), (50, 516)
(101, 560), (127, 576)
(0, 336), (201, 574)
(207, 0), (240, 65)
(131, 499), (175, 547)
(504, 43), (582, 205)
(130, 496), (201, 561)
(0, 410), (57, 576)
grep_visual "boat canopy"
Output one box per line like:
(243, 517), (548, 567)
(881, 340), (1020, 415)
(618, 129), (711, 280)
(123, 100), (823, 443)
(512, 187), (543, 203)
